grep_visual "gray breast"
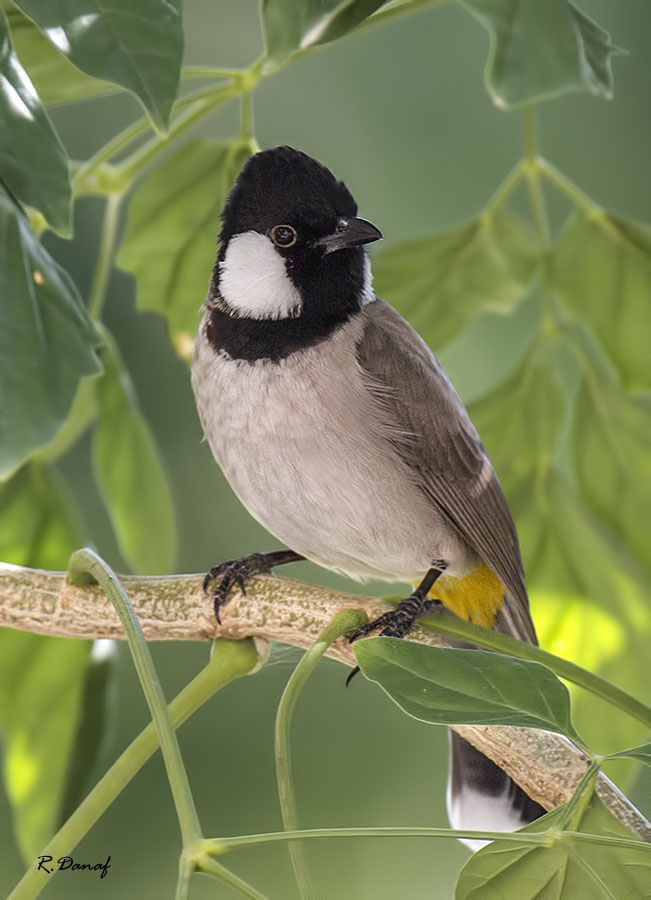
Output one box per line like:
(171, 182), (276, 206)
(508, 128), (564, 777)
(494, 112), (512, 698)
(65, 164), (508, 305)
(191, 312), (471, 583)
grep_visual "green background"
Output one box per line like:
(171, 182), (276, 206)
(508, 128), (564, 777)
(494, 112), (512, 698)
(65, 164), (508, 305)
(1, 1), (650, 897)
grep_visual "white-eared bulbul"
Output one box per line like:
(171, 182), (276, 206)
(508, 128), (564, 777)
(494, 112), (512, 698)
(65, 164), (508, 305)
(191, 146), (545, 846)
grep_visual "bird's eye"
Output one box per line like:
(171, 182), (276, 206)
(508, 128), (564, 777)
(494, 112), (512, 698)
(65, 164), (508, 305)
(270, 224), (297, 248)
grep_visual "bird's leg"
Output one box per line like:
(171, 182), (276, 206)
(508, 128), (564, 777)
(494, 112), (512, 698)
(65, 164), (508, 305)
(346, 563), (446, 686)
(203, 549), (304, 624)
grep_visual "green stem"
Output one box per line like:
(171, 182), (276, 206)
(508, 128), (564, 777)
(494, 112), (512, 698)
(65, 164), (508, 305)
(484, 160), (525, 214)
(195, 855), (269, 900)
(116, 82), (241, 185)
(201, 825), (645, 854)
(522, 105), (550, 248)
(182, 66), (244, 79)
(241, 90), (254, 142)
(537, 158), (601, 216)
(563, 762), (601, 831)
(72, 122), (150, 195)
(175, 858), (194, 900)
(88, 193), (121, 320)
(67, 549), (203, 847)
(275, 610), (367, 899)
(418, 608), (651, 728)
(72, 82), (240, 196)
(8, 637), (259, 900)
(538, 158), (622, 242)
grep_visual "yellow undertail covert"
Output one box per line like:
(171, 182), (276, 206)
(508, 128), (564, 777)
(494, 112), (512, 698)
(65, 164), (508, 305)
(429, 562), (506, 628)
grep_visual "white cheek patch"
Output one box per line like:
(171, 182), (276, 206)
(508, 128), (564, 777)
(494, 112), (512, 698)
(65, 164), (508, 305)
(219, 231), (302, 320)
(361, 254), (375, 305)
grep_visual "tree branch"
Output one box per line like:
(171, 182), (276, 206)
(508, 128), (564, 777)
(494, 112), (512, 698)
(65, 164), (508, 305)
(1, 562), (649, 842)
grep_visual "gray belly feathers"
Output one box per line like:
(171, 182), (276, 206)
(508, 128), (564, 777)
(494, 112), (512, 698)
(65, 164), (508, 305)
(192, 311), (473, 583)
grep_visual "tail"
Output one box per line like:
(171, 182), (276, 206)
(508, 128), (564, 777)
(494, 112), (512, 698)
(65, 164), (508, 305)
(445, 595), (546, 850)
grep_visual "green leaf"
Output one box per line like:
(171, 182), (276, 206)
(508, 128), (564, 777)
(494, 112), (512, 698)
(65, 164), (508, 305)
(459, 0), (621, 108)
(519, 468), (651, 618)
(455, 793), (649, 900)
(469, 335), (566, 495)
(58, 639), (116, 825)
(354, 637), (582, 741)
(372, 210), (538, 352)
(261, 0), (386, 68)
(0, 11), (71, 232)
(5, 6), (115, 104)
(34, 373), (99, 464)
(0, 461), (82, 568)
(552, 211), (651, 390)
(574, 376), (651, 572)
(608, 744), (651, 767)
(0, 186), (101, 479)
(532, 586), (650, 791)
(92, 331), (177, 573)
(117, 139), (251, 360)
(0, 461), (93, 862)
(518, 469), (651, 787)
(0, 631), (92, 861)
(15, 0), (183, 130)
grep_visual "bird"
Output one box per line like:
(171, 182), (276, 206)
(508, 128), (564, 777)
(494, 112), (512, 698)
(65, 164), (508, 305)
(191, 145), (546, 847)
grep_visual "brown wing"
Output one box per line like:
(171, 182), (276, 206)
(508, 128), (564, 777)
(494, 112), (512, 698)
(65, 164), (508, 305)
(357, 299), (536, 643)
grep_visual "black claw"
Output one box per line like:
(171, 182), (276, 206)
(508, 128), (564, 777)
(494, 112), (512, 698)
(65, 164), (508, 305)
(345, 666), (361, 687)
(202, 552), (284, 624)
(348, 596), (439, 645)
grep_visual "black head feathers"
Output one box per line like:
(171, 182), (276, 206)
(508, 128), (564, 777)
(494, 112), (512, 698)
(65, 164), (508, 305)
(220, 146), (358, 245)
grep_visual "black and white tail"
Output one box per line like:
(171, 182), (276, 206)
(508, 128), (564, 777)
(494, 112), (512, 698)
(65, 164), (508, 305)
(446, 598), (546, 850)
(447, 734), (546, 850)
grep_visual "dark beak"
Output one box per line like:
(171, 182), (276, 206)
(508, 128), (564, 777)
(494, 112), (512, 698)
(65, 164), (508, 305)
(317, 217), (383, 254)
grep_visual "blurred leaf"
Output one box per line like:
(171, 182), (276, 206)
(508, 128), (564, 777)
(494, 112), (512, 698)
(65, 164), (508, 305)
(551, 317), (651, 570)
(469, 335), (566, 494)
(59, 639), (117, 825)
(261, 0), (386, 68)
(0, 461), (82, 567)
(34, 373), (99, 464)
(517, 467), (651, 782)
(459, 0), (621, 108)
(551, 211), (651, 390)
(532, 588), (649, 788)
(0, 11), (71, 232)
(456, 793), (649, 899)
(608, 744), (651, 767)
(92, 331), (177, 573)
(552, 479), (651, 619)
(373, 210), (538, 351)
(519, 468), (651, 617)
(16, 0), (183, 130)
(0, 186), (101, 479)
(354, 637), (582, 741)
(0, 631), (91, 861)
(0, 461), (92, 861)
(5, 6), (115, 104)
(574, 379), (651, 571)
(117, 139), (250, 360)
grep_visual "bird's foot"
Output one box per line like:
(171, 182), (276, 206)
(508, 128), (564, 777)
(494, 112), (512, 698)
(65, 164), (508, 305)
(203, 549), (304, 623)
(346, 594), (441, 686)
(203, 553), (276, 624)
(349, 594), (438, 643)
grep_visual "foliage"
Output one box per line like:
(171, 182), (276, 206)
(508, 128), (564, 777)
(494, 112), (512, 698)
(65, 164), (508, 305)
(456, 792), (651, 900)
(354, 637), (583, 741)
(0, 0), (649, 898)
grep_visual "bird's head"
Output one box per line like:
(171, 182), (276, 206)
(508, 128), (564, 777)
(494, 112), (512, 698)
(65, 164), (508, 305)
(211, 146), (382, 322)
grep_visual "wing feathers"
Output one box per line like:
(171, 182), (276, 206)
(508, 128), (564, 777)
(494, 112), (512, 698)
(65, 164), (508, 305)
(357, 299), (536, 644)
